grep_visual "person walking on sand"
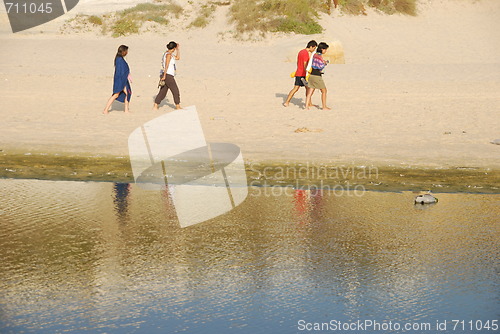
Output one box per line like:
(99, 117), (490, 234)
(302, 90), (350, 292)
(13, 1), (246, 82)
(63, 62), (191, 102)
(103, 45), (131, 114)
(305, 42), (330, 111)
(283, 40), (317, 108)
(153, 41), (181, 110)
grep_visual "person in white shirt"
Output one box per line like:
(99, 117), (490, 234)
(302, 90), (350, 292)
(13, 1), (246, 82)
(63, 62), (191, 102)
(153, 41), (182, 110)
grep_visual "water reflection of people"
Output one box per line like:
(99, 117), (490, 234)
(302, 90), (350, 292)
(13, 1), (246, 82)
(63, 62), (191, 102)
(310, 187), (323, 208)
(293, 187), (324, 224)
(113, 183), (130, 221)
(293, 189), (308, 216)
(310, 187), (324, 220)
(161, 185), (178, 221)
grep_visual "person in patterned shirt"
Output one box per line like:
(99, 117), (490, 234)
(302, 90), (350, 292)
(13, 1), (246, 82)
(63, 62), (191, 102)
(305, 42), (330, 111)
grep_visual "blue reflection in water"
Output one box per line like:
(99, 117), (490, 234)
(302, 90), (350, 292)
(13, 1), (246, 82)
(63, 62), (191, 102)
(113, 183), (131, 220)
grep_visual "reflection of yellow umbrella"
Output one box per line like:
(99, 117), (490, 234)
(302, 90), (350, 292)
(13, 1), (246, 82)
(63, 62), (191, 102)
(128, 106), (248, 228)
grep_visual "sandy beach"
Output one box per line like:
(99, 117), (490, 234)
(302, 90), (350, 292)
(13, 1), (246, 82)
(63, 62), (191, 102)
(0, 0), (499, 184)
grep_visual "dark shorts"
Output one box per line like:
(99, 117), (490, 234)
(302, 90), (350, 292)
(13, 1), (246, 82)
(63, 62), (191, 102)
(294, 76), (306, 87)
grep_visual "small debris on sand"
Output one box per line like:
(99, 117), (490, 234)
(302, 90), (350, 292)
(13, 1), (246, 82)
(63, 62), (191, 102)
(294, 127), (323, 133)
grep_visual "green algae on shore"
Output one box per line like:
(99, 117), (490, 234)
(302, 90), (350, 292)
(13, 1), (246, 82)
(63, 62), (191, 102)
(0, 152), (132, 183)
(0, 152), (498, 193)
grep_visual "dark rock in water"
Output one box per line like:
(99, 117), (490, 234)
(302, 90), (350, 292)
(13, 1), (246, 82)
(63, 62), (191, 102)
(490, 139), (500, 145)
(414, 193), (438, 204)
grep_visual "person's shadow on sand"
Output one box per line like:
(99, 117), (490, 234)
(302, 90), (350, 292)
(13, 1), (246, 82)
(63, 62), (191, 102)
(106, 101), (128, 113)
(275, 93), (303, 108)
(151, 95), (177, 110)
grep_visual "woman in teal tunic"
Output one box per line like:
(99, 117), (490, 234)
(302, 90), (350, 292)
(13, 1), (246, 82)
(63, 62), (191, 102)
(103, 45), (131, 114)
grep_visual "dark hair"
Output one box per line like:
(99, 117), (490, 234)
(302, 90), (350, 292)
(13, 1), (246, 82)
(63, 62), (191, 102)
(167, 41), (177, 50)
(114, 45), (128, 66)
(306, 40), (318, 48)
(317, 42), (329, 53)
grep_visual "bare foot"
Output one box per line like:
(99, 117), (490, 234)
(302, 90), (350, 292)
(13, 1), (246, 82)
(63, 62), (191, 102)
(102, 110), (109, 114)
(153, 104), (159, 111)
(283, 102), (289, 107)
(322, 106), (331, 110)
(176, 105), (182, 110)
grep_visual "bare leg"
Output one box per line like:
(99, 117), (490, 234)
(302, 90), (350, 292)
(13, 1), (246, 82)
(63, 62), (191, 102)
(306, 87), (316, 107)
(305, 88), (316, 110)
(284, 86), (300, 107)
(320, 88), (331, 110)
(103, 93), (119, 114)
(123, 88), (130, 113)
(124, 98), (130, 113)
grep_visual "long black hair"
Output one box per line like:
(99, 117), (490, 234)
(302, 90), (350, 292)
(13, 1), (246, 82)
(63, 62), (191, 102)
(317, 42), (329, 54)
(114, 45), (128, 66)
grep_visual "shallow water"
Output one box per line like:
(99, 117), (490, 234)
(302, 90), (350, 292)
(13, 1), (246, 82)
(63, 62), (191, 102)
(0, 179), (498, 333)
